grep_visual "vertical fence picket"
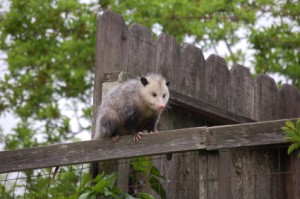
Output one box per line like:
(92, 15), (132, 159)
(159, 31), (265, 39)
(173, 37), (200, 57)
(204, 54), (230, 110)
(254, 75), (279, 121)
(178, 44), (205, 98)
(279, 84), (300, 118)
(155, 33), (181, 91)
(230, 64), (255, 119)
(128, 23), (156, 75)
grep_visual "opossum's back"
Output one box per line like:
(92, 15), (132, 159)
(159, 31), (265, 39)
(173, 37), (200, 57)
(102, 79), (138, 108)
(94, 80), (138, 138)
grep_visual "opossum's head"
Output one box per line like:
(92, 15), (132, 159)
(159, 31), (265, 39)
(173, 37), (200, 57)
(139, 74), (170, 111)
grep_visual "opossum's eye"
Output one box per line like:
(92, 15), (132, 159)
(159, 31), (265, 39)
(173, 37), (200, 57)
(163, 94), (166, 98)
(152, 92), (157, 97)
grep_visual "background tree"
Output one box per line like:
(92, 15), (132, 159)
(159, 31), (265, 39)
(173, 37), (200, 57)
(0, 0), (96, 149)
(0, 0), (96, 197)
(0, 0), (299, 197)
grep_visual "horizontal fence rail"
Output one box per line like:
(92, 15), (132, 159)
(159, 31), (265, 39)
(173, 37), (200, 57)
(0, 118), (296, 174)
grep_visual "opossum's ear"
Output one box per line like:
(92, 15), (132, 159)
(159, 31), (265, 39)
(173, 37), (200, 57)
(166, 80), (170, 87)
(140, 76), (149, 86)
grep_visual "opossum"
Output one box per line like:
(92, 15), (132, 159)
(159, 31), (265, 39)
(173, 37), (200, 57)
(94, 74), (170, 142)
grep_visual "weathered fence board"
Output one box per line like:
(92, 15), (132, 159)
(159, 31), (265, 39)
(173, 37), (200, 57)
(0, 119), (296, 174)
(155, 33), (181, 92)
(170, 89), (255, 124)
(230, 64), (255, 119)
(279, 84), (300, 118)
(92, 11), (128, 136)
(254, 74), (279, 121)
(219, 150), (231, 199)
(205, 54), (230, 110)
(0, 127), (206, 173)
(206, 118), (292, 150)
(178, 44), (205, 98)
(128, 23), (155, 75)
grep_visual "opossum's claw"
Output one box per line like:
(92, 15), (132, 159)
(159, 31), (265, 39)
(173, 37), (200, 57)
(112, 135), (119, 141)
(133, 132), (143, 142)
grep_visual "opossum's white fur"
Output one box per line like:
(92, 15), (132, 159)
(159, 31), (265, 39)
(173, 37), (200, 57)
(94, 74), (169, 140)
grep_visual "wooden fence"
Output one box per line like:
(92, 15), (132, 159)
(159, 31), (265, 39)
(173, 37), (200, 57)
(93, 11), (300, 131)
(1, 10), (300, 199)
(91, 10), (300, 198)
(0, 119), (299, 198)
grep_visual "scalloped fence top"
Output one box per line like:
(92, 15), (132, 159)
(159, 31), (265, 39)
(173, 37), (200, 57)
(94, 11), (300, 122)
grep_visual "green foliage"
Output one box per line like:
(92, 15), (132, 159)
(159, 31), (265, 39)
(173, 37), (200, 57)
(0, 166), (84, 198)
(282, 119), (300, 157)
(0, 0), (96, 149)
(78, 172), (120, 199)
(78, 157), (166, 199)
(130, 157), (166, 199)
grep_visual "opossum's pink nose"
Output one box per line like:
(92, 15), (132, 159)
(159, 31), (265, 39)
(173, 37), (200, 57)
(158, 104), (165, 110)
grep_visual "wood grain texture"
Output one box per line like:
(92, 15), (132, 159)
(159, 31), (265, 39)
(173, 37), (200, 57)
(219, 150), (231, 199)
(207, 151), (219, 199)
(279, 84), (300, 118)
(230, 64), (255, 119)
(170, 89), (255, 124)
(1, 119), (295, 174)
(230, 149), (245, 199)
(205, 54), (230, 110)
(178, 44), (205, 99)
(155, 33), (180, 91)
(206, 118), (296, 150)
(0, 128), (206, 173)
(198, 151), (208, 199)
(254, 74), (279, 121)
(128, 23), (155, 75)
(282, 148), (300, 199)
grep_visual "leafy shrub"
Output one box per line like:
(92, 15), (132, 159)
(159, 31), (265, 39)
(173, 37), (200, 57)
(282, 119), (300, 157)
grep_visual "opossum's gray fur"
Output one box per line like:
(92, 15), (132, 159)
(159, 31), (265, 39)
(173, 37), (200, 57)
(94, 74), (169, 140)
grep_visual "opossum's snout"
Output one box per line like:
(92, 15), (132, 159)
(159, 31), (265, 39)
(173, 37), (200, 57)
(157, 104), (165, 110)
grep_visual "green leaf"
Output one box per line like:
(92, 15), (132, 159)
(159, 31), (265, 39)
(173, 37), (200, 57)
(149, 176), (167, 199)
(287, 142), (300, 155)
(93, 172), (105, 183)
(150, 166), (166, 179)
(282, 127), (298, 141)
(78, 191), (96, 199)
(80, 186), (92, 194)
(137, 192), (155, 199)
(125, 194), (137, 199)
(131, 157), (152, 174)
(285, 121), (295, 129)
(104, 188), (121, 199)
(296, 119), (300, 131)
(92, 180), (106, 193)
(103, 172), (118, 189)
(79, 173), (92, 191)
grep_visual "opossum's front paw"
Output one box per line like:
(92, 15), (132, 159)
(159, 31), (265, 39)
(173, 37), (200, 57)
(132, 132), (143, 142)
(111, 135), (119, 141)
